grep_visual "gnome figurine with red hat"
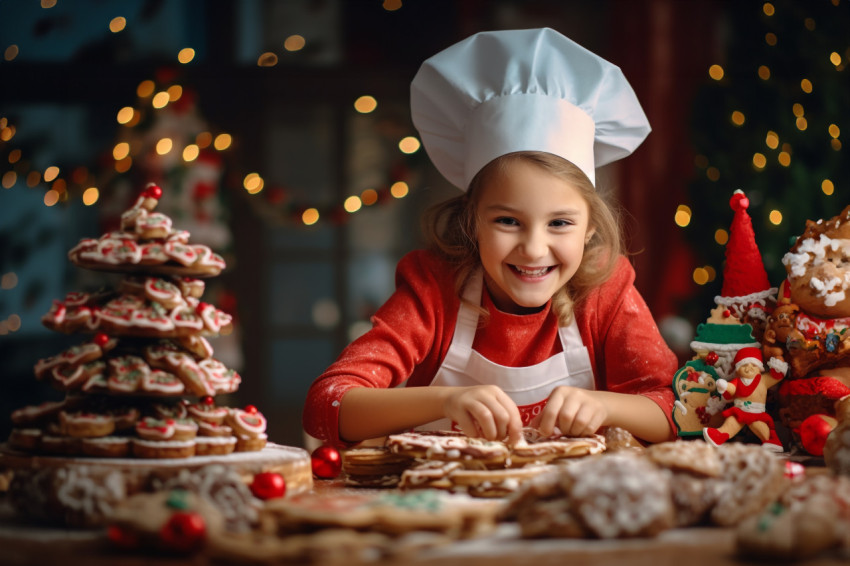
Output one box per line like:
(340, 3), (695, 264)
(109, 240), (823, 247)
(703, 346), (787, 452)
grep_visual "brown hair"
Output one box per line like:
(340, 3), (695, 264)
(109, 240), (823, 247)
(422, 151), (623, 325)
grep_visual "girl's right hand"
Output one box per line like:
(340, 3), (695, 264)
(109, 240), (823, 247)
(442, 385), (524, 445)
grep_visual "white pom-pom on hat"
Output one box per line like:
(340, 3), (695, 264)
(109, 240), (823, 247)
(410, 28), (651, 190)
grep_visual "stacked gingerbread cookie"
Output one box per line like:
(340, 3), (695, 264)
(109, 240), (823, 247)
(6, 183), (268, 460)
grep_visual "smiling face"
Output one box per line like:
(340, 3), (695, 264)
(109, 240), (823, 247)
(475, 159), (592, 314)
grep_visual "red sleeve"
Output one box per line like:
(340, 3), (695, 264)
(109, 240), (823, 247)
(302, 250), (458, 447)
(576, 256), (679, 436)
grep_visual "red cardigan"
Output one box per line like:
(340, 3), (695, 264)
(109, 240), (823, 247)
(303, 250), (677, 446)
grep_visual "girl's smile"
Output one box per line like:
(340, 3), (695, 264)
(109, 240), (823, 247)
(475, 159), (592, 314)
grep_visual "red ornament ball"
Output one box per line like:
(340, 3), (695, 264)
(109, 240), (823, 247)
(144, 184), (163, 199)
(311, 445), (342, 479)
(93, 333), (110, 347)
(705, 351), (719, 366)
(799, 414), (838, 456)
(250, 472), (286, 500)
(159, 511), (207, 553)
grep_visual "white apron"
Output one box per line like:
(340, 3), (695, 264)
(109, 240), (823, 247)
(417, 271), (595, 431)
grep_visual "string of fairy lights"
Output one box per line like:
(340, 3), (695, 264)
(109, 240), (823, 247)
(674, 0), (846, 287)
(0, 0), (418, 228)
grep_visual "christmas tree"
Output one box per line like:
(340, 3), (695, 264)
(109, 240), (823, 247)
(685, 0), (850, 310)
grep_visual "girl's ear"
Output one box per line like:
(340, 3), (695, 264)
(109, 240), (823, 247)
(585, 227), (596, 245)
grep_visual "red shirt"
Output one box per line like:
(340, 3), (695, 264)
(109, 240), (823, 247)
(303, 249), (677, 446)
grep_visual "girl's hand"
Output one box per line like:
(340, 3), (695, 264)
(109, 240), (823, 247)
(536, 386), (607, 437)
(443, 385), (523, 444)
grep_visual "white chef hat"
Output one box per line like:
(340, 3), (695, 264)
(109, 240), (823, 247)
(410, 27), (650, 189)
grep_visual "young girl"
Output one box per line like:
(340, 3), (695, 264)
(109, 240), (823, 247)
(302, 28), (678, 448)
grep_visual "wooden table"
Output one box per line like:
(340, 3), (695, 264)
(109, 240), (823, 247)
(1, 480), (848, 566)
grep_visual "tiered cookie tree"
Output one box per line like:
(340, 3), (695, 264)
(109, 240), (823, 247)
(6, 183), (267, 459)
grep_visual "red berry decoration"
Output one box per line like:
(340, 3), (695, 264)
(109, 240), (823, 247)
(705, 351), (719, 366)
(784, 460), (805, 480)
(159, 511), (207, 553)
(245, 404), (258, 414)
(311, 445), (342, 479)
(202, 396), (214, 406)
(93, 333), (110, 347)
(145, 184), (163, 199)
(250, 472), (286, 500)
(799, 414), (838, 456)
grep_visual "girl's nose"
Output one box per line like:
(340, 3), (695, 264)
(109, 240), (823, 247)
(519, 228), (548, 259)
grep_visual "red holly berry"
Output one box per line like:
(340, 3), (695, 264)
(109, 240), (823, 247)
(250, 472), (286, 500)
(159, 511), (206, 553)
(244, 405), (258, 414)
(93, 333), (110, 347)
(144, 184), (163, 199)
(722, 309), (731, 318)
(202, 396), (214, 406)
(705, 351), (719, 366)
(311, 445), (342, 479)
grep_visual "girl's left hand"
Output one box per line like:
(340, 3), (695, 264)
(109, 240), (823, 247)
(535, 386), (608, 437)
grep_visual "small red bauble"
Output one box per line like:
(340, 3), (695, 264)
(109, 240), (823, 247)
(799, 414), (838, 456)
(93, 333), (110, 347)
(705, 351), (719, 366)
(145, 184), (163, 199)
(159, 511), (207, 553)
(245, 404), (258, 414)
(311, 445), (342, 479)
(202, 396), (214, 406)
(250, 472), (286, 500)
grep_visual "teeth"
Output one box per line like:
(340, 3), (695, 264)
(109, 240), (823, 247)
(515, 266), (549, 276)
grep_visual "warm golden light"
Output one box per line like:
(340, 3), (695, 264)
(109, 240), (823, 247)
(4, 44), (19, 61)
(765, 131), (779, 149)
(196, 132), (213, 148)
(214, 133), (232, 151)
(674, 205), (692, 227)
(778, 151), (791, 166)
(177, 48), (195, 64)
(731, 111), (745, 126)
(1, 171), (15, 189)
(383, 0), (402, 10)
(82, 187), (99, 206)
(693, 267), (710, 286)
(167, 85), (183, 102)
(753, 153), (767, 169)
(390, 181), (409, 199)
(117, 106), (135, 124)
(822, 179), (835, 195)
(258, 52), (278, 67)
(762, 2), (775, 16)
(831, 52), (842, 66)
(183, 144), (200, 162)
(398, 136), (421, 154)
(792, 103), (805, 117)
(115, 156), (132, 173)
(8, 149), (21, 163)
(758, 65), (771, 80)
(284, 35), (306, 52)
(831, 139), (842, 151)
(243, 173), (264, 194)
(302, 208), (320, 225)
(714, 229), (729, 246)
(765, 32), (777, 46)
(361, 189), (378, 206)
(706, 167), (720, 181)
(0, 126), (15, 141)
(769, 210), (783, 225)
(354, 96), (378, 114)
(44, 189), (60, 207)
(137, 80), (155, 98)
(113, 142), (131, 160)
(152, 91), (170, 109)
(344, 196), (362, 213)
(796, 117), (808, 130)
(26, 171), (40, 187)
(109, 17), (126, 33)
(155, 138), (173, 155)
(41, 0), (57, 7)
(829, 124), (840, 138)
(44, 166), (60, 182)
(708, 64), (724, 81)
(800, 79), (813, 94)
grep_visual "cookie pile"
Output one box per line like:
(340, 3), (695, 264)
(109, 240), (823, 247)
(341, 428), (607, 498)
(5, 183), (268, 460)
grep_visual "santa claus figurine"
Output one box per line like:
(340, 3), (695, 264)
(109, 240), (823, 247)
(703, 347), (788, 452)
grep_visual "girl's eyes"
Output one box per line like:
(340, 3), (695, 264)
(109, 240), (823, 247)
(494, 217), (519, 226)
(493, 217), (574, 228)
